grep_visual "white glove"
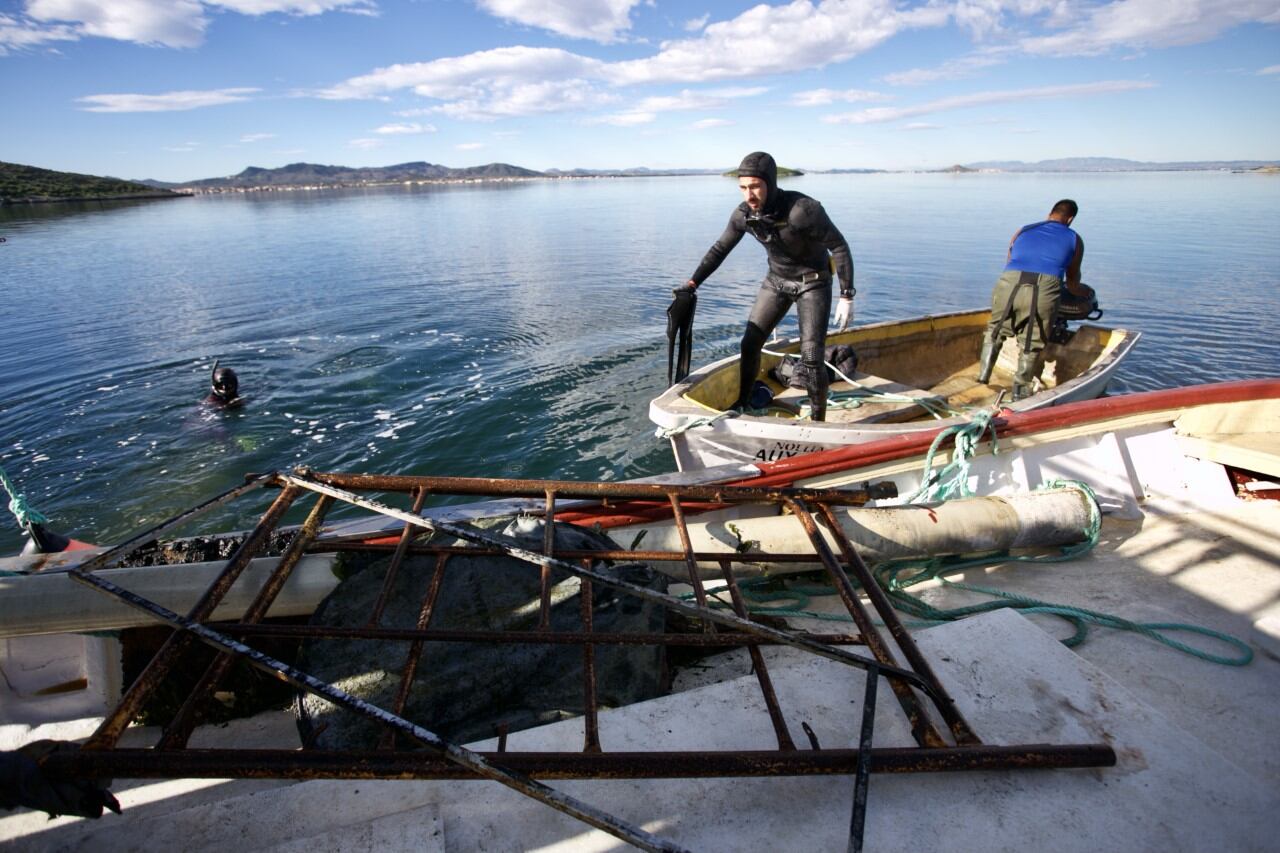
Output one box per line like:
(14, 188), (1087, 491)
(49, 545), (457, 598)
(833, 296), (854, 331)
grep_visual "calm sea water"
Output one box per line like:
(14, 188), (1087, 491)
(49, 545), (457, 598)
(2, 172), (1278, 552)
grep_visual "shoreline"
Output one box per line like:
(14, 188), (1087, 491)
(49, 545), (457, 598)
(0, 191), (188, 206)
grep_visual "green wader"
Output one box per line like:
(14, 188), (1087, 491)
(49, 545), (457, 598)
(977, 270), (1061, 399)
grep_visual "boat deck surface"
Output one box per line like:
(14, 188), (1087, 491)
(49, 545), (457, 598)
(4, 500), (1276, 852)
(774, 366), (994, 424)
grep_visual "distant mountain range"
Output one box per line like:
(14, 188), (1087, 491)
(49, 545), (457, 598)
(962, 157), (1278, 172)
(5, 156), (1277, 203)
(146, 160), (544, 190)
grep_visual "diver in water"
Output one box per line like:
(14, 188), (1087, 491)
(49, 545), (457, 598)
(204, 361), (244, 408)
(679, 151), (854, 421)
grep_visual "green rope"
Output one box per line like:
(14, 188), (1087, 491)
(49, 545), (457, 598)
(899, 410), (1000, 504)
(1, 462), (47, 529)
(654, 411), (734, 438)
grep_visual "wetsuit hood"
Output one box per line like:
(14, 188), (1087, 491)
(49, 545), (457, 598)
(211, 364), (239, 402)
(737, 151), (779, 215)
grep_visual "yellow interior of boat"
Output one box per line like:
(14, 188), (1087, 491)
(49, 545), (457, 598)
(682, 309), (1130, 424)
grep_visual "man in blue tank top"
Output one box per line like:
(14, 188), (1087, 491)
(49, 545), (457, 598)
(977, 199), (1088, 400)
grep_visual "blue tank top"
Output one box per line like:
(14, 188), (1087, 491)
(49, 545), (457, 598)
(1005, 221), (1078, 278)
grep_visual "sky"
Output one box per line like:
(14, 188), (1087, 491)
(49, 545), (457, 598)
(2, 0), (1278, 182)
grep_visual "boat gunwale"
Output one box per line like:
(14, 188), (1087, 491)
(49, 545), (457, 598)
(648, 308), (1140, 440)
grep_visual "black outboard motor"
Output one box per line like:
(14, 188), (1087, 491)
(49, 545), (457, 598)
(1049, 283), (1103, 344)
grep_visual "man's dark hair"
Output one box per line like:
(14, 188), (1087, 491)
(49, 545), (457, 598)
(1051, 199), (1078, 219)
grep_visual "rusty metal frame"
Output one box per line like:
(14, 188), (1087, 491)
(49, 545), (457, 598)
(46, 466), (1116, 852)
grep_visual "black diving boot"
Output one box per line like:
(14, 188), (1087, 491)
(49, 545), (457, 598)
(1012, 351), (1040, 401)
(805, 362), (829, 422)
(976, 335), (1000, 384)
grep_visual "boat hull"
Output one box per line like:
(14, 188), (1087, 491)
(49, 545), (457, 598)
(649, 309), (1139, 471)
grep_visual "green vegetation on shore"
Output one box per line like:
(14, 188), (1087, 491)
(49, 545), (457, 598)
(0, 161), (183, 204)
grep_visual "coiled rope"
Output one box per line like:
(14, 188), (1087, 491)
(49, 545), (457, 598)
(898, 410), (1001, 504)
(677, 473), (1252, 666)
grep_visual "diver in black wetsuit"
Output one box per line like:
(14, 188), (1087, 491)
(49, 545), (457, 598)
(681, 151), (854, 421)
(204, 361), (244, 408)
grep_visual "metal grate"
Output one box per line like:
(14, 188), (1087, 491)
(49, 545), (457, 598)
(41, 467), (1115, 852)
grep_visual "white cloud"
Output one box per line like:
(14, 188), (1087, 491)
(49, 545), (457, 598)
(692, 117), (732, 129)
(683, 13), (708, 32)
(791, 87), (891, 107)
(823, 80), (1156, 124)
(0, 12), (78, 53)
(308, 0), (1272, 127)
(882, 52), (1007, 86)
(77, 87), (260, 112)
(590, 110), (654, 126)
(607, 0), (950, 85)
(316, 45), (605, 99)
(455, 141), (485, 150)
(434, 78), (613, 120)
(240, 132), (275, 142)
(1017, 0), (1280, 56)
(374, 121), (436, 134)
(28, 0), (208, 48)
(1259, 64), (1280, 75)
(213, 1), (375, 15)
(163, 141), (200, 151)
(590, 87), (755, 126)
(348, 137), (382, 149)
(899, 122), (941, 131)
(18, 0), (374, 50)
(475, 0), (642, 43)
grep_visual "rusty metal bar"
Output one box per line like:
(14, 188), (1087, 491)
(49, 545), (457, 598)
(368, 487), (428, 626)
(79, 483), (303, 750)
(300, 468), (882, 506)
(668, 493), (713, 632)
(278, 471), (935, 696)
(159, 493), (336, 749)
(784, 498), (948, 749)
(322, 541), (843, 565)
(218, 623), (864, 647)
(813, 501), (980, 747)
(849, 665), (879, 853)
(71, 473), (277, 576)
(67, 568), (693, 853)
(719, 558), (795, 751)
(42, 743), (1117, 781)
(380, 552), (453, 751)
(580, 569), (601, 753)
(540, 493), (556, 630)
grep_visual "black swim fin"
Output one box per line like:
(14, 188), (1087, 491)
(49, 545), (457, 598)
(666, 288), (697, 385)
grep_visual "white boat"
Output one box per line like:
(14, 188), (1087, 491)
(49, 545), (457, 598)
(2, 379), (1277, 852)
(649, 307), (1140, 471)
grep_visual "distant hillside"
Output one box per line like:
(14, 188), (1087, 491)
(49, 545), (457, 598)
(182, 161), (543, 190)
(965, 157), (1280, 172)
(0, 161), (185, 204)
(722, 166), (806, 178)
(543, 166), (723, 177)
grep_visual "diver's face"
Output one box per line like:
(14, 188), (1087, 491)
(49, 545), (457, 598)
(739, 177), (767, 211)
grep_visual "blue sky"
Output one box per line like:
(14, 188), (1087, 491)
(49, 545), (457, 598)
(3, 1), (1278, 182)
